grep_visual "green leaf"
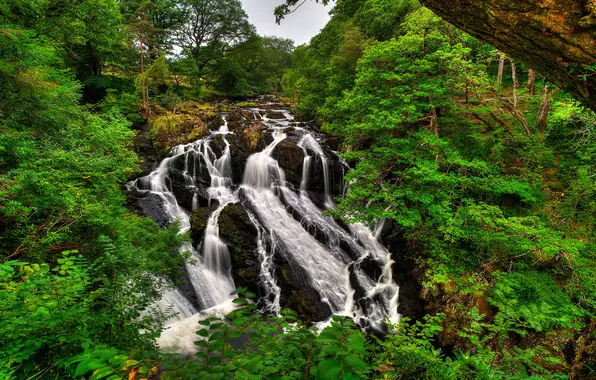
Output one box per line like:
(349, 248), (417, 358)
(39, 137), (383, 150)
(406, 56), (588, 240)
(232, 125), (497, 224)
(343, 354), (368, 370)
(317, 359), (342, 380)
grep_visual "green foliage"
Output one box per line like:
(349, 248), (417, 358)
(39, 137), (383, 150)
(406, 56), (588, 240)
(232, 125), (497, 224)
(66, 347), (158, 380)
(0, 7), (190, 378)
(212, 35), (295, 97)
(0, 254), (94, 373)
(285, 1), (596, 378)
(490, 271), (583, 333)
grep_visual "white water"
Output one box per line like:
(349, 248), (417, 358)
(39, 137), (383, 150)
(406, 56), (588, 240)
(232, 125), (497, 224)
(128, 107), (400, 354)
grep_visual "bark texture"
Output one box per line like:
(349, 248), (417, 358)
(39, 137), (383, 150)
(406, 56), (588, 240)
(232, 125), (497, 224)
(419, 0), (596, 111)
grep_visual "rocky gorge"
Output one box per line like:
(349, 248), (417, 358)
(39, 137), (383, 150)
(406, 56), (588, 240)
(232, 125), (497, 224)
(127, 99), (421, 353)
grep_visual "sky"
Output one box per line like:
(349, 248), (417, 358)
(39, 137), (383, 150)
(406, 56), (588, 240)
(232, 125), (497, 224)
(240, 0), (334, 46)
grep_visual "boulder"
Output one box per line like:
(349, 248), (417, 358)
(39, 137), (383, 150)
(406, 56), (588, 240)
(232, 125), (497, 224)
(190, 206), (217, 244)
(275, 260), (333, 324)
(129, 192), (174, 229)
(218, 204), (260, 291)
(271, 140), (304, 189)
(265, 110), (286, 119)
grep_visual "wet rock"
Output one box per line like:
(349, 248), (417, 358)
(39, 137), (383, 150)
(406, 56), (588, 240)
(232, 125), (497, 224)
(129, 192), (173, 228)
(168, 167), (212, 211)
(323, 136), (341, 152)
(272, 140), (304, 189)
(226, 109), (255, 128)
(265, 110), (286, 119)
(178, 267), (201, 310)
(190, 206), (217, 243)
(132, 122), (159, 178)
(218, 204), (260, 291)
(379, 222), (425, 321)
(308, 154), (345, 197)
(275, 260), (334, 325)
(240, 120), (266, 153)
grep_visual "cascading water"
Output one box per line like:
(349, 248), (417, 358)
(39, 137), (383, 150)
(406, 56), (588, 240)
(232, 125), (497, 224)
(128, 106), (400, 353)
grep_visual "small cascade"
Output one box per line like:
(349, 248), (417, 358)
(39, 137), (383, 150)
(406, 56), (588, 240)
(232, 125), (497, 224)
(247, 210), (281, 314)
(242, 130), (287, 189)
(298, 134), (334, 207)
(128, 105), (401, 355)
(300, 155), (312, 193)
(127, 116), (238, 323)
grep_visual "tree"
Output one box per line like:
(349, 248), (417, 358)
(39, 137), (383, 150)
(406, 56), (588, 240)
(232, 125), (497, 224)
(276, 0), (596, 112)
(175, 0), (255, 74)
(125, 2), (162, 114)
(418, 0), (596, 112)
(211, 35), (294, 97)
(120, 0), (184, 56)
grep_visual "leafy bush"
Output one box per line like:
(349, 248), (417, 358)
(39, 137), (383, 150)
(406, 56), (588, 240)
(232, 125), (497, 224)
(490, 271), (583, 334)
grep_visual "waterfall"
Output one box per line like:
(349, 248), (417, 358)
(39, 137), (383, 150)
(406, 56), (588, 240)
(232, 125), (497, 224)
(128, 107), (401, 354)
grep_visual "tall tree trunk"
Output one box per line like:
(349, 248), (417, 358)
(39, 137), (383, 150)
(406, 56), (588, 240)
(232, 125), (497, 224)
(527, 68), (536, 96)
(139, 32), (147, 115)
(429, 94), (439, 137)
(510, 59), (519, 109)
(497, 52), (505, 88)
(536, 83), (560, 135)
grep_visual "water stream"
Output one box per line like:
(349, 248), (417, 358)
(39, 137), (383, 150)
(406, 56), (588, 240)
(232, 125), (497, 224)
(128, 107), (400, 353)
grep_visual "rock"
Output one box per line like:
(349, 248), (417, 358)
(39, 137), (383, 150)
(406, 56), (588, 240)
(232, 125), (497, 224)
(178, 267), (201, 310)
(275, 260), (333, 324)
(129, 192), (174, 228)
(131, 122), (159, 179)
(271, 140), (304, 189)
(218, 204), (260, 291)
(226, 109), (255, 127)
(379, 222), (425, 321)
(190, 206), (217, 243)
(265, 110), (286, 119)
(307, 154), (345, 198)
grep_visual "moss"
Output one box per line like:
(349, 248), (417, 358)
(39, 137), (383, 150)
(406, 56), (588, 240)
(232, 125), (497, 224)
(148, 102), (216, 156)
(235, 101), (258, 107)
(241, 121), (263, 152)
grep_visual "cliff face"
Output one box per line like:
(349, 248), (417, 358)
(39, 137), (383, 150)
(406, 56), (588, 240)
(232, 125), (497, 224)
(420, 0), (596, 111)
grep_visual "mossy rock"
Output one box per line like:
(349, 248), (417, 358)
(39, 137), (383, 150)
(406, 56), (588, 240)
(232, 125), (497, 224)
(150, 113), (209, 157)
(190, 206), (217, 244)
(218, 204), (260, 290)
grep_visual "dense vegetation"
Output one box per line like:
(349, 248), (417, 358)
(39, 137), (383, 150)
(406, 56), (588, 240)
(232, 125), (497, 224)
(1, 0), (595, 379)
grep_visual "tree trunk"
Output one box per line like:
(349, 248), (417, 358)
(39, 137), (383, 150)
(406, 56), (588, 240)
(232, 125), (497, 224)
(536, 83), (553, 135)
(527, 69), (536, 96)
(429, 94), (439, 138)
(139, 32), (147, 115)
(510, 59), (519, 109)
(492, 89), (532, 135)
(419, 0), (596, 112)
(497, 52), (505, 88)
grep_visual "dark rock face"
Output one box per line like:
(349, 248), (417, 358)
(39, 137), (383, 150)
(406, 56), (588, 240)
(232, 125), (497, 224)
(272, 140), (304, 189)
(190, 206), (217, 243)
(265, 110), (286, 119)
(419, 0), (596, 112)
(218, 204), (260, 291)
(274, 259), (334, 324)
(191, 203), (261, 292)
(131, 123), (159, 178)
(127, 191), (173, 229)
(178, 267), (201, 310)
(379, 222), (425, 321)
